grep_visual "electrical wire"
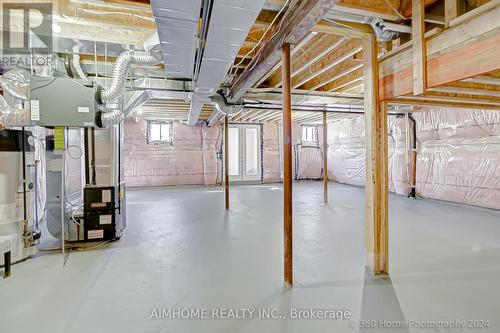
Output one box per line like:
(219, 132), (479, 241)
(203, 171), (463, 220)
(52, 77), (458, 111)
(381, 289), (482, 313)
(230, 0), (291, 76)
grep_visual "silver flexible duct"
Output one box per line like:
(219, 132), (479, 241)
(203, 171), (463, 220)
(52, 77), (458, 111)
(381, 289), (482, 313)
(0, 95), (30, 127)
(211, 94), (243, 116)
(100, 109), (124, 127)
(100, 50), (160, 105)
(0, 68), (30, 100)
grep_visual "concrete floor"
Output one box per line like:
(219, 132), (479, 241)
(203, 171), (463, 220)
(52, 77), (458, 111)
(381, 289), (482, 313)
(1, 182), (500, 333)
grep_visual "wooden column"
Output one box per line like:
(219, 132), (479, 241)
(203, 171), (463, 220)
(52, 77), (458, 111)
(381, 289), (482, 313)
(363, 35), (389, 275)
(412, 0), (427, 96)
(282, 43), (293, 286)
(224, 116), (229, 210)
(444, 0), (464, 27)
(323, 111), (328, 203)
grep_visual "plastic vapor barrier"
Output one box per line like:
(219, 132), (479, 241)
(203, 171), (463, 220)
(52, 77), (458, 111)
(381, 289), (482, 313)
(124, 119), (221, 187)
(327, 115), (411, 195)
(262, 122), (323, 183)
(413, 107), (500, 209)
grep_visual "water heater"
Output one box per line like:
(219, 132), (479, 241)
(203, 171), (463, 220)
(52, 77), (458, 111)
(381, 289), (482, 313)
(0, 129), (38, 266)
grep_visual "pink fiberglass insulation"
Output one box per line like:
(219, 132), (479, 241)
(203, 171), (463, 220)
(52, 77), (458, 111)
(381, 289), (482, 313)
(327, 115), (411, 195)
(124, 119), (221, 187)
(262, 122), (323, 183)
(262, 122), (281, 183)
(413, 107), (500, 209)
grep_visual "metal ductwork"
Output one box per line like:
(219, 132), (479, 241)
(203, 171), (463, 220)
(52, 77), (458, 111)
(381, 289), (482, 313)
(0, 68), (30, 101)
(211, 93), (243, 116)
(188, 0), (267, 126)
(150, 0), (202, 79)
(100, 49), (161, 106)
(0, 95), (30, 127)
(0, 69), (31, 127)
(96, 34), (162, 127)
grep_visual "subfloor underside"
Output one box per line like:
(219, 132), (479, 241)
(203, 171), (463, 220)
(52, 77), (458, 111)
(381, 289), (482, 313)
(1, 182), (500, 333)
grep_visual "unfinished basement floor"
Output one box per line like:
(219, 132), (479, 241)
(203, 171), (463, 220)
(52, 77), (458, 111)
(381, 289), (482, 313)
(1, 183), (500, 333)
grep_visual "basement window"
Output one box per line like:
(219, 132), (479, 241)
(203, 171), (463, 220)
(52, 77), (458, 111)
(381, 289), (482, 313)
(147, 121), (172, 144)
(301, 125), (318, 144)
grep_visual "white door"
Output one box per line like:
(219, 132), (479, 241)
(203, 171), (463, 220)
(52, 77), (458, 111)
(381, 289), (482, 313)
(228, 124), (261, 182)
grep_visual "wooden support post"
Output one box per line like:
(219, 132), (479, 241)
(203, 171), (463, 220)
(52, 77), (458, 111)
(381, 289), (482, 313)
(412, 0), (427, 96)
(444, 0), (464, 27)
(224, 116), (229, 210)
(282, 43), (293, 287)
(363, 35), (389, 275)
(323, 111), (328, 203)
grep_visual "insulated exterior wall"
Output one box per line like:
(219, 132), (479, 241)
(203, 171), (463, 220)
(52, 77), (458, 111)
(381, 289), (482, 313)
(124, 119), (221, 187)
(327, 115), (411, 195)
(262, 121), (322, 183)
(262, 122), (281, 183)
(414, 107), (500, 209)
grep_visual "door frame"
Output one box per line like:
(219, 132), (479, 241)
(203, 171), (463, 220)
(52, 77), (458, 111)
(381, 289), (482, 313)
(223, 122), (263, 184)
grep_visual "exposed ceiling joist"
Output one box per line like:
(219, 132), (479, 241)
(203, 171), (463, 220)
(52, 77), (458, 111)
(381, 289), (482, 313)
(228, 0), (339, 102)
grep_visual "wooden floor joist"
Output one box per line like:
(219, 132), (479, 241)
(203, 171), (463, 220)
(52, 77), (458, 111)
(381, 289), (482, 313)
(229, 0), (337, 101)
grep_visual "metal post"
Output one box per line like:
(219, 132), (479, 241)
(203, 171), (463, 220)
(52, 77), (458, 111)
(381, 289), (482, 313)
(323, 111), (328, 203)
(224, 116), (229, 210)
(282, 43), (293, 287)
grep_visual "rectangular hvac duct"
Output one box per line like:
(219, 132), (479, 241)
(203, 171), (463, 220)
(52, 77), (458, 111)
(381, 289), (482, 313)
(188, 0), (266, 125)
(150, 0), (202, 79)
(195, 0), (266, 94)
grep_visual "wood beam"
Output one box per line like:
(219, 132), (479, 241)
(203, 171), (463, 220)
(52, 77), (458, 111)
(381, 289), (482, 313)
(335, 0), (400, 21)
(266, 34), (344, 88)
(462, 75), (500, 86)
(394, 93), (500, 108)
(444, 0), (463, 27)
(282, 43), (293, 287)
(224, 116), (229, 210)
(309, 59), (362, 91)
(412, 0), (427, 96)
(325, 68), (364, 92)
(293, 39), (362, 89)
(428, 86), (500, 98)
(323, 111), (328, 203)
(254, 32), (317, 88)
(379, 5), (500, 100)
(363, 34), (388, 275)
(311, 20), (372, 38)
(229, 0), (337, 101)
(448, 0), (499, 28)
